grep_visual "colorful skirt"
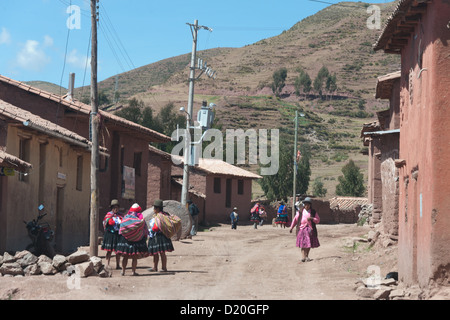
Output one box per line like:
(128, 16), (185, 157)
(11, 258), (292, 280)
(147, 232), (174, 255)
(101, 230), (120, 252)
(275, 214), (288, 224)
(250, 213), (260, 223)
(296, 226), (320, 248)
(116, 234), (149, 257)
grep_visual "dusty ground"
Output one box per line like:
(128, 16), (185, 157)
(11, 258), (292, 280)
(0, 222), (397, 301)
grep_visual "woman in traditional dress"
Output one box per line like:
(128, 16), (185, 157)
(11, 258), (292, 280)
(116, 203), (149, 276)
(147, 199), (174, 272)
(101, 199), (123, 269)
(250, 202), (261, 229)
(289, 197), (320, 262)
(275, 201), (289, 228)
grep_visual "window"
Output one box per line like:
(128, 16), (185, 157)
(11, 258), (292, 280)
(225, 179), (231, 208)
(59, 146), (63, 167)
(76, 155), (83, 191)
(133, 152), (142, 177)
(238, 179), (244, 195)
(18, 138), (30, 182)
(213, 177), (221, 193)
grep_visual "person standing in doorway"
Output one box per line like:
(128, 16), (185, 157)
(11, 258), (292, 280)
(289, 197), (320, 262)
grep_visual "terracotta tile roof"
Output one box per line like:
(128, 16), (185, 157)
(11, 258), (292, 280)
(171, 177), (206, 198)
(374, 0), (429, 52)
(149, 144), (172, 160)
(171, 155), (262, 179)
(0, 150), (32, 171)
(0, 74), (170, 143)
(0, 99), (107, 154)
(329, 197), (369, 211)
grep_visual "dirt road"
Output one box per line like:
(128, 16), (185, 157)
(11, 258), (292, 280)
(0, 222), (397, 301)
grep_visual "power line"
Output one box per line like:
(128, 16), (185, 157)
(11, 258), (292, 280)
(98, 21), (127, 73)
(99, 2), (136, 70)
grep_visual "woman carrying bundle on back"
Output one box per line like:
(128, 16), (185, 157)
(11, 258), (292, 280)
(147, 199), (177, 272)
(250, 202), (261, 229)
(101, 199), (123, 269)
(116, 203), (149, 276)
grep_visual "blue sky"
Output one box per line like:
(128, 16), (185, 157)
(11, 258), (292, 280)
(0, 0), (391, 89)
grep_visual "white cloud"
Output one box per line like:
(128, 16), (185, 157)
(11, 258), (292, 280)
(0, 27), (11, 45)
(67, 49), (90, 69)
(43, 35), (53, 47)
(16, 39), (50, 72)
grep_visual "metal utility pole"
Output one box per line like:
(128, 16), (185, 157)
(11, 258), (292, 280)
(181, 20), (212, 206)
(89, 0), (99, 257)
(292, 110), (298, 220)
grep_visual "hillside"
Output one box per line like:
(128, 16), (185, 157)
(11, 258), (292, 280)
(71, 1), (400, 198)
(24, 81), (67, 95)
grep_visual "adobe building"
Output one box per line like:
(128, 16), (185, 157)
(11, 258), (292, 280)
(147, 145), (173, 208)
(0, 75), (170, 228)
(171, 156), (262, 224)
(362, 71), (401, 240)
(0, 99), (97, 253)
(374, 0), (450, 287)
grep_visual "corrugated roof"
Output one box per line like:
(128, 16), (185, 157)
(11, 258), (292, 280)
(0, 74), (170, 143)
(329, 197), (369, 211)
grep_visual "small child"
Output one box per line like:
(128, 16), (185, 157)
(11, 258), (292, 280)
(259, 207), (267, 226)
(230, 207), (239, 229)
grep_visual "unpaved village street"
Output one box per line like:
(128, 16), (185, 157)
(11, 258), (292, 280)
(0, 222), (397, 301)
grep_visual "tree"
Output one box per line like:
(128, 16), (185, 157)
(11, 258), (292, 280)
(294, 69), (312, 98)
(335, 160), (365, 197)
(314, 66), (331, 99)
(325, 73), (337, 98)
(98, 90), (111, 106)
(313, 177), (327, 197)
(259, 140), (311, 201)
(271, 67), (288, 97)
(114, 98), (143, 123)
(156, 102), (185, 136)
(296, 143), (311, 195)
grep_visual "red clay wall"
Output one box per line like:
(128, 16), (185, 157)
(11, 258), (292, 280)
(398, 0), (450, 287)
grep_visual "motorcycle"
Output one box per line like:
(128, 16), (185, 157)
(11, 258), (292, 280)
(23, 205), (55, 258)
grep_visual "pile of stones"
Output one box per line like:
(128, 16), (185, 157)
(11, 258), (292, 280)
(0, 249), (111, 278)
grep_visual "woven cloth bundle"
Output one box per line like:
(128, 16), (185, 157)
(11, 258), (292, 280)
(119, 214), (148, 242)
(154, 212), (181, 239)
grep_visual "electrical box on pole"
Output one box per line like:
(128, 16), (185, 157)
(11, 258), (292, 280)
(197, 100), (215, 129)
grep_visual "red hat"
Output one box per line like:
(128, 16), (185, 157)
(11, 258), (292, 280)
(129, 203), (142, 213)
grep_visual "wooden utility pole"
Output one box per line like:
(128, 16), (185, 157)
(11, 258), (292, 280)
(89, 0), (99, 257)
